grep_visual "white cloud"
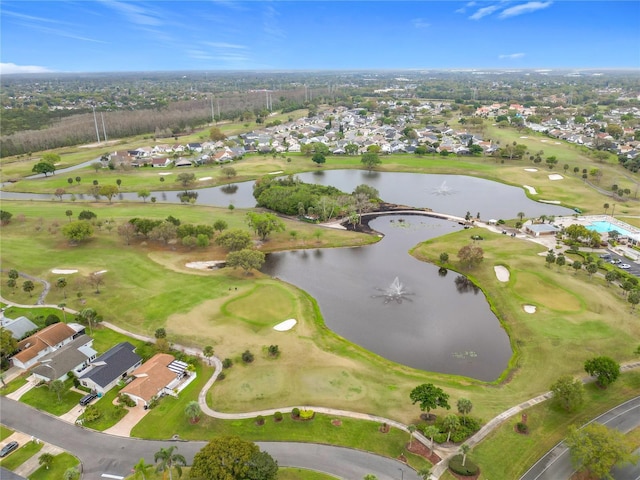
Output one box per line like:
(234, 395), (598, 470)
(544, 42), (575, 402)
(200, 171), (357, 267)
(263, 4), (285, 39)
(412, 18), (430, 28)
(99, 0), (163, 26)
(456, 1), (477, 14)
(203, 42), (247, 50)
(499, 53), (526, 59)
(0, 63), (52, 74)
(499, 1), (553, 19)
(469, 4), (500, 20)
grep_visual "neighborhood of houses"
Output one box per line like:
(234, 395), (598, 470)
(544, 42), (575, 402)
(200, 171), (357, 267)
(104, 100), (639, 170)
(0, 313), (196, 409)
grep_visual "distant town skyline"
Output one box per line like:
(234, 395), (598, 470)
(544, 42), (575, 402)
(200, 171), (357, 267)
(1, 1), (639, 75)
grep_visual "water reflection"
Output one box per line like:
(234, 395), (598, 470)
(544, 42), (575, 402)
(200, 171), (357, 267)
(221, 184), (238, 194)
(262, 215), (513, 380)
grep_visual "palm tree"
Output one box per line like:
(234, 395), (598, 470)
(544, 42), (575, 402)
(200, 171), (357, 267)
(79, 308), (97, 335)
(184, 400), (201, 423)
(133, 458), (154, 480)
(460, 444), (471, 467)
(56, 277), (68, 298)
(418, 467), (432, 480)
(38, 452), (54, 470)
(442, 414), (460, 443)
(407, 424), (417, 449)
(517, 211), (525, 221)
(202, 345), (214, 365)
(423, 425), (439, 455)
(154, 446), (186, 480)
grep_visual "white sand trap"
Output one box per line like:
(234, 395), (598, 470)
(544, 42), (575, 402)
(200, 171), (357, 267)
(273, 319), (297, 331)
(548, 174), (564, 181)
(524, 305), (537, 314)
(51, 269), (78, 274)
(198, 177), (212, 181)
(494, 266), (510, 282)
(540, 139), (548, 143)
(269, 171), (283, 175)
(94, 270), (108, 275)
(540, 200), (561, 204)
(523, 185), (538, 195)
(158, 172), (172, 176)
(185, 260), (225, 270)
(524, 168), (538, 172)
(520, 136), (528, 139)
(554, 142), (561, 145)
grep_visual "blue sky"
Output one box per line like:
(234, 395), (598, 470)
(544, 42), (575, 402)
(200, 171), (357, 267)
(1, 1), (639, 74)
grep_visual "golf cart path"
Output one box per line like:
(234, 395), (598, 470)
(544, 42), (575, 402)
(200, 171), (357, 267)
(3, 296), (640, 478)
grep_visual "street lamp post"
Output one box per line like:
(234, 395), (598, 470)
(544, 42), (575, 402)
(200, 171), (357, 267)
(398, 467), (404, 480)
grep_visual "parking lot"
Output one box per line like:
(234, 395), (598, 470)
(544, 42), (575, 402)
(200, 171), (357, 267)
(600, 251), (640, 277)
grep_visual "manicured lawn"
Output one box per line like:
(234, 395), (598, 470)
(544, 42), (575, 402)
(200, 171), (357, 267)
(471, 372), (640, 479)
(1, 375), (28, 396)
(279, 468), (339, 479)
(0, 440), (43, 471)
(0, 426), (13, 441)
(78, 387), (128, 431)
(28, 452), (80, 480)
(1, 306), (65, 328)
(20, 380), (82, 416)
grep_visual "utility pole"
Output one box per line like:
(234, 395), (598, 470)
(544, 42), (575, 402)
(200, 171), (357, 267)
(101, 112), (108, 142)
(92, 105), (101, 143)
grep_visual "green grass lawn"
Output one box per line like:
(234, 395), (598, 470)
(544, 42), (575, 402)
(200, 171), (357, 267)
(1, 306), (66, 328)
(78, 387), (128, 431)
(278, 468), (339, 479)
(20, 380), (82, 416)
(0, 426), (13, 441)
(1, 375), (28, 396)
(0, 440), (43, 471)
(28, 452), (80, 480)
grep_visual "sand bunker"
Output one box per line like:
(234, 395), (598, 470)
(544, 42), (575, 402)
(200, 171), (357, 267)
(524, 168), (538, 172)
(524, 305), (537, 314)
(51, 269), (78, 274)
(185, 260), (225, 270)
(540, 200), (561, 204)
(494, 266), (510, 282)
(269, 171), (284, 175)
(554, 142), (561, 145)
(523, 185), (538, 195)
(540, 139), (548, 143)
(158, 172), (172, 176)
(94, 270), (108, 275)
(548, 174), (564, 181)
(273, 319), (297, 331)
(198, 177), (212, 181)
(520, 136), (528, 139)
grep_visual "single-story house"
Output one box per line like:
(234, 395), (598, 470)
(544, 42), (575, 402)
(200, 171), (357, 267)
(151, 157), (172, 168)
(78, 342), (142, 395)
(525, 223), (560, 237)
(31, 334), (96, 382)
(174, 158), (194, 168)
(120, 353), (194, 407)
(11, 322), (80, 370)
(0, 315), (38, 340)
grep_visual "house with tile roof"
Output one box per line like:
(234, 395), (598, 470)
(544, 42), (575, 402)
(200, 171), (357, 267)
(11, 323), (80, 370)
(120, 353), (194, 407)
(78, 342), (142, 395)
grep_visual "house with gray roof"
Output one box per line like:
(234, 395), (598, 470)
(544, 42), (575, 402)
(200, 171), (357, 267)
(0, 315), (37, 340)
(31, 334), (96, 382)
(78, 342), (142, 395)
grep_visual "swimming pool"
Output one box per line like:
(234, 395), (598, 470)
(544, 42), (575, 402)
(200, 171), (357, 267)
(588, 220), (635, 237)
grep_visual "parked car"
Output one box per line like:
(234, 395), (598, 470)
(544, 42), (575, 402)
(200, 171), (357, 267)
(599, 253), (612, 260)
(79, 392), (98, 406)
(611, 259), (622, 264)
(619, 264), (631, 269)
(0, 441), (19, 457)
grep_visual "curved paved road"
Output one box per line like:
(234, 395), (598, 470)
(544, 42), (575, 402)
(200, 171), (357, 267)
(0, 399), (420, 480)
(520, 396), (640, 480)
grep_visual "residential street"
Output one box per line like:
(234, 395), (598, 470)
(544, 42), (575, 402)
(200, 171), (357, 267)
(0, 398), (420, 480)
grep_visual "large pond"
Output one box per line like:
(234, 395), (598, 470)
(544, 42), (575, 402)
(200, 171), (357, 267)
(4, 170), (572, 380)
(4, 170), (573, 219)
(263, 214), (512, 381)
